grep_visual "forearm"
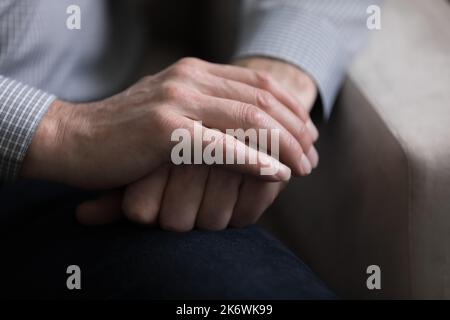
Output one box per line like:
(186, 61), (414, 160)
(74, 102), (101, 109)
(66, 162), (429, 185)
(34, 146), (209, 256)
(21, 99), (77, 183)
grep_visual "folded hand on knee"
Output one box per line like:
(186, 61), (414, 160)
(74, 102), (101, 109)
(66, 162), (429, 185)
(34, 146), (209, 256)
(71, 57), (319, 230)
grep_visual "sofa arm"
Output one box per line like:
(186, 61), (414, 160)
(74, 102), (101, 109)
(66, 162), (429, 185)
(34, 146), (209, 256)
(261, 0), (450, 299)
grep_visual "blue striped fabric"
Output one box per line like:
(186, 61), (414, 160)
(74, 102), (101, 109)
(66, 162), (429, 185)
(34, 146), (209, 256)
(0, 76), (55, 182)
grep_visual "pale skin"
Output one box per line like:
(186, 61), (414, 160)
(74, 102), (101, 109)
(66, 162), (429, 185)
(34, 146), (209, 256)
(21, 57), (319, 231)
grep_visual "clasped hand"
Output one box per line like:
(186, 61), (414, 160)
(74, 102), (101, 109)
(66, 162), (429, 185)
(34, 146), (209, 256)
(22, 57), (319, 231)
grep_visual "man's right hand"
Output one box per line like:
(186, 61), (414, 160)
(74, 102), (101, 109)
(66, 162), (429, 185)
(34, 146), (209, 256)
(21, 57), (317, 189)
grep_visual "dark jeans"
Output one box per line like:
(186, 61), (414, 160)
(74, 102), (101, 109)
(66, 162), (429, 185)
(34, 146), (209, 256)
(0, 180), (335, 299)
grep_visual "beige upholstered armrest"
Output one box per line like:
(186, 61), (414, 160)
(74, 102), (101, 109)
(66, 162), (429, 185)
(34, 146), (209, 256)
(261, 0), (450, 299)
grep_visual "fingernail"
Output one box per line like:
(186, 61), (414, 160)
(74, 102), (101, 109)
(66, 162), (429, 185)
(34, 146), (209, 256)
(300, 154), (312, 175)
(306, 120), (319, 141)
(277, 164), (292, 181)
(307, 147), (319, 169)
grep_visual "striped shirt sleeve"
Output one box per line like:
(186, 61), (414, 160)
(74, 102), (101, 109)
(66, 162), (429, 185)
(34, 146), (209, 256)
(235, 0), (376, 118)
(0, 75), (55, 182)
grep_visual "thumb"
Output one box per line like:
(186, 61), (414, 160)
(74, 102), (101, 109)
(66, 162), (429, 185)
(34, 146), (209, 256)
(76, 190), (123, 225)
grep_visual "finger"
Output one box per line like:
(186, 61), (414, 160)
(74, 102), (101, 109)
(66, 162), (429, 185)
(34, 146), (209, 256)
(159, 165), (210, 232)
(122, 165), (170, 225)
(170, 117), (292, 181)
(162, 58), (318, 141)
(306, 119), (319, 142)
(196, 74), (318, 168)
(206, 62), (318, 136)
(187, 95), (312, 176)
(229, 177), (286, 228)
(76, 189), (123, 225)
(196, 168), (242, 231)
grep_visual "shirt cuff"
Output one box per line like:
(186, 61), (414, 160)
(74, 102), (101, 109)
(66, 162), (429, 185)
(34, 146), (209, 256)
(234, 5), (350, 119)
(0, 76), (56, 183)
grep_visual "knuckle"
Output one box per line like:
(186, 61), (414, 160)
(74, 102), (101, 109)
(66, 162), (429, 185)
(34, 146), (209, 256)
(297, 122), (313, 146)
(286, 133), (301, 154)
(169, 63), (192, 79)
(139, 75), (153, 83)
(297, 105), (309, 121)
(255, 71), (274, 89)
(297, 120), (307, 137)
(123, 202), (156, 225)
(169, 57), (206, 81)
(255, 89), (275, 111)
(159, 82), (189, 102)
(238, 103), (263, 127)
(177, 57), (202, 69)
